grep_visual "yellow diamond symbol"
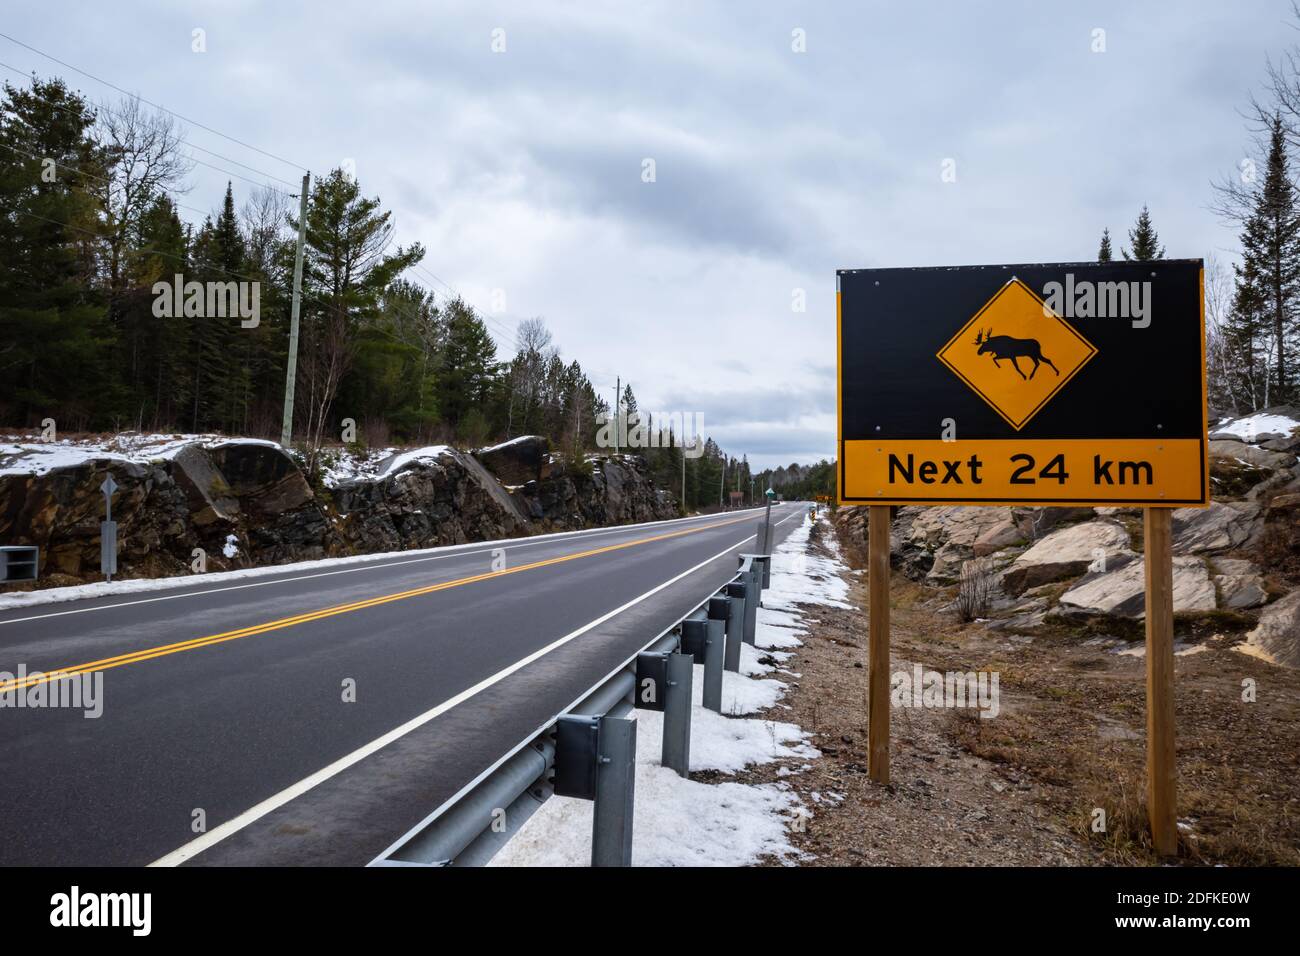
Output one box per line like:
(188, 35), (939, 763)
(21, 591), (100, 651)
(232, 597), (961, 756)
(936, 277), (1097, 430)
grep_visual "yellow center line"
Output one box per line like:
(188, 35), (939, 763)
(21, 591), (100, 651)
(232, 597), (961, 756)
(0, 514), (754, 693)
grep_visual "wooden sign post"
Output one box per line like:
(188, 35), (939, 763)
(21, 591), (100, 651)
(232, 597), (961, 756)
(1144, 508), (1177, 855)
(838, 260), (1206, 855)
(868, 504), (891, 784)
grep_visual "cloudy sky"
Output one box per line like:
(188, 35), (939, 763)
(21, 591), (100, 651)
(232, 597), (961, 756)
(3, 1), (1292, 466)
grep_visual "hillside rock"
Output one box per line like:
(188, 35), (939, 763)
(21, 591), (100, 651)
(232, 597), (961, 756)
(332, 447), (527, 552)
(475, 435), (551, 486)
(1244, 590), (1300, 667)
(1208, 439), (1296, 471)
(1057, 555), (1216, 619)
(1211, 557), (1268, 610)
(1, 438), (679, 587)
(1172, 500), (1260, 554)
(1001, 520), (1134, 595)
(892, 506), (1020, 583)
(0, 439), (335, 579)
(512, 455), (678, 531)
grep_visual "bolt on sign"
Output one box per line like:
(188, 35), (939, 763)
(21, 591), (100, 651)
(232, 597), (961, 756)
(836, 260), (1208, 506)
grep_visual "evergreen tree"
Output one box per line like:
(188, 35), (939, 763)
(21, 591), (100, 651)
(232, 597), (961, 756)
(1098, 227), (1113, 262)
(1230, 115), (1300, 403)
(0, 77), (114, 428)
(435, 297), (498, 437)
(1121, 205), (1165, 260)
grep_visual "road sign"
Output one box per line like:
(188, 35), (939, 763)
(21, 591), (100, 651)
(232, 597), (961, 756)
(837, 259), (1208, 506)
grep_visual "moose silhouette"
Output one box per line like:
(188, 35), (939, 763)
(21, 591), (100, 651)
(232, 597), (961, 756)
(973, 328), (1059, 380)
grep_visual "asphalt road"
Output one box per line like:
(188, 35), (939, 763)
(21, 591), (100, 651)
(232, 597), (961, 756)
(0, 503), (804, 866)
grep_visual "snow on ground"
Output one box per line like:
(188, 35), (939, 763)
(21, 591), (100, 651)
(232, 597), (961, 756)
(0, 432), (285, 476)
(0, 431), (459, 487)
(1213, 411), (1300, 441)
(476, 435), (534, 455)
(318, 445), (453, 486)
(490, 511), (852, 867)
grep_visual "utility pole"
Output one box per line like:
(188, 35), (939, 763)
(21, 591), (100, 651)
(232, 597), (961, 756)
(613, 376), (620, 458)
(280, 171), (310, 448)
(719, 456), (725, 509)
(681, 448), (687, 515)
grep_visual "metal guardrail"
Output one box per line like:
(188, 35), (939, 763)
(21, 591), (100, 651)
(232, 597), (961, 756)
(370, 547), (775, 868)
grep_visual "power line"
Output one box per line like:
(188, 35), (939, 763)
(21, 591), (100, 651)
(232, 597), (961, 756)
(0, 35), (602, 387)
(0, 31), (306, 173)
(0, 60), (298, 197)
(0, 140), (216, 223)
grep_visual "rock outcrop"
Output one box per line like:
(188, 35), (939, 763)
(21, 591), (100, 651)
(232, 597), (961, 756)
(0, 439), (337, 580)
(1245, 590), (1300, 667)
(1001, 520), (1134, 595)
(475, 436), (551, 486)
(1057, 556), (1217, 619)
(0, 435), (679, 587)
(511, 455), (678, 531)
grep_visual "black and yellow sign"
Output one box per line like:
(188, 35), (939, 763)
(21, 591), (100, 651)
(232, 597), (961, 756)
(837, 260), (1208, 507)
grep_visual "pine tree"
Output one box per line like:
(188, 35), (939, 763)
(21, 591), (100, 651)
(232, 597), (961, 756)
(1232, 115), (1300, 403)
(1121, 205), (1165, 260)
(1098, 228), (1113, 262)
(0, 77), (115, 428)
(436, 297), (498, 437)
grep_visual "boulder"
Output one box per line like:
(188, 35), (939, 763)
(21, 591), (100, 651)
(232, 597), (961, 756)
(1208, 439), (1296, 471)
(1210, 557), (1268, 610)
(972, 515), (1024, 556)
(1001, 520), (1134, 595)
(1057, 555), (1217, 619)
(1244, 590), (1300, 667)
(1171, 500), (1259, 554)
(475, 435), (550, 486)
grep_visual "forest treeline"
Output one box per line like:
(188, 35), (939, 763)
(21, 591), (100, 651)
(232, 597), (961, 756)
(0, 74), (773, 510)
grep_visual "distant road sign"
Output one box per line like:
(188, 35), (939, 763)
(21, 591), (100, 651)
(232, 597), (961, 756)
(837, 260), (1208, 506)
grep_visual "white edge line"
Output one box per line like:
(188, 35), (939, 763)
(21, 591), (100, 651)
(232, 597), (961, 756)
(149, 525), (780, 868)
(0, 506), (779, 626)
(367, 507), (805, 866)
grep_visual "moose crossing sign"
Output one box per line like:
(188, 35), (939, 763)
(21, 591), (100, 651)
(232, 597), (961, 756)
(837, 259), (1208, 506)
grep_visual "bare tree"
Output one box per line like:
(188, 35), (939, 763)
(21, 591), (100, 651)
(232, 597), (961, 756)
(93, 95), (193, 308)
(505, 317), (555, 438)
(956, 557), (995, 622)
(241, 185), (290, 276)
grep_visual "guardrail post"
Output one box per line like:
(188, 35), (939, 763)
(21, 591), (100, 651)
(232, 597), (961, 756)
(705, 598), (728, 710)
(741, 566), (758, 646)
(661, 653), (692, 777)
(592, 713), (636, 867)
(724, 582), (745, 671)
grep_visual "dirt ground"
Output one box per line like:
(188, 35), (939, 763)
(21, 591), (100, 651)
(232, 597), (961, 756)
(746, 519), (1300, 867)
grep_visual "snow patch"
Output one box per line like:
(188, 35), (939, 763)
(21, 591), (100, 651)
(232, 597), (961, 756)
(491, 511), (853, 867)
(1214, 411), (1300, 442)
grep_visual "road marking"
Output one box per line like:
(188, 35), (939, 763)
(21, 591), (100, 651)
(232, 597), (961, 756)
(0, 506), (777, 627)
(0, 514), (756, 693)
(369, 508), (808, 864)
(149, 526), (772, 867)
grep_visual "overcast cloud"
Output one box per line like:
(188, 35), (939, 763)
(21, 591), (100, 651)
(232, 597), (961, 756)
(3, 1), (1291, 466)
